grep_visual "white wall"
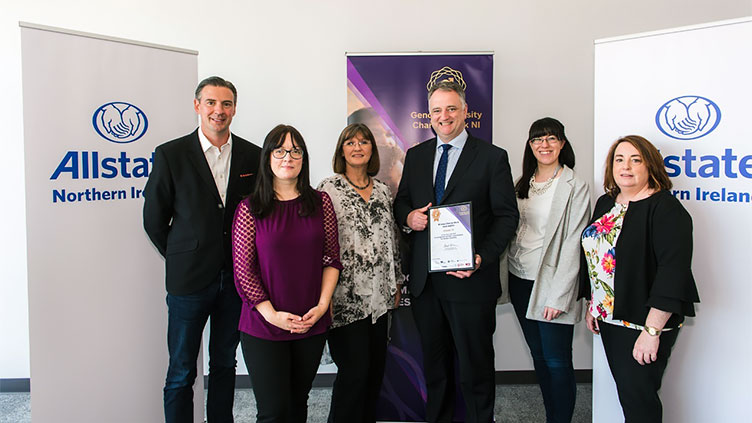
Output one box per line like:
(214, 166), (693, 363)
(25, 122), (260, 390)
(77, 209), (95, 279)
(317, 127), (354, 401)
(2, 0), (750, 380)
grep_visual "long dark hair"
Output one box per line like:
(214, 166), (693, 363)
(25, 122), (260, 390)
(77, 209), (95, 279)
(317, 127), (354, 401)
(515, 117), (576, 199)
(248, 124), (321, 218)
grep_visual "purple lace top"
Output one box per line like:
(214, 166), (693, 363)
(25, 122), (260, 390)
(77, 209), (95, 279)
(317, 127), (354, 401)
(231, 191), (342, 341)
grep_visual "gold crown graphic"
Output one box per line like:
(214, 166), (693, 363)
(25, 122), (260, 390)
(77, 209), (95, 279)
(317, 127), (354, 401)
(426, 66), (467, 91)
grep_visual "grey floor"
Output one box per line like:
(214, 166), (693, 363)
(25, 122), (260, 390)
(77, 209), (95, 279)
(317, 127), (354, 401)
(1, 384), (591, 422)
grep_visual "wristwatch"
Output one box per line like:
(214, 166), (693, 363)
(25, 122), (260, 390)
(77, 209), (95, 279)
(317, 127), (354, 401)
(644, 326), (662, 336)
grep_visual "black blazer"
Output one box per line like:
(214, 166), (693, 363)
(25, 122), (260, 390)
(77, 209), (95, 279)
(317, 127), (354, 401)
(393, 134), (519, 302)
(580, 190), (700, 327)
(143, 129), (261, 295)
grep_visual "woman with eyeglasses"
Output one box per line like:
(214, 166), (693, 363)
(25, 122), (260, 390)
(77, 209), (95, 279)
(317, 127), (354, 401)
(231, 124), (342, 423)
(500, 117), (590, 423)
(581, 135), (699, 422)
(317, 123), (404, 423)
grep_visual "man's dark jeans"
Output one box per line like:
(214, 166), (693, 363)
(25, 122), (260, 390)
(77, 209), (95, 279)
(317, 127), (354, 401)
(164, 270), (241, 423)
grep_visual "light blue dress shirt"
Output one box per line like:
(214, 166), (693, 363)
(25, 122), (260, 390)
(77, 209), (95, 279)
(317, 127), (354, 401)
(432, 129), (468, 189)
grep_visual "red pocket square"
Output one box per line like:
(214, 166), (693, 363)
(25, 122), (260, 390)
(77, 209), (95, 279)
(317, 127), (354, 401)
(239, 173), (254, 178)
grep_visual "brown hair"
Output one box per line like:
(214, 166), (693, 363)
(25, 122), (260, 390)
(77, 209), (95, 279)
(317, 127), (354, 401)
(332, 123), (380, 176)
(427, 80), (466, 106)
(603, 135), (672, 197)
(195, 76), (237, 104)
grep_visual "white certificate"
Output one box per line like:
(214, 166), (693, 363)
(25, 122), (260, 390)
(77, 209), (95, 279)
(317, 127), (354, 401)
(428, 202), (475, 272)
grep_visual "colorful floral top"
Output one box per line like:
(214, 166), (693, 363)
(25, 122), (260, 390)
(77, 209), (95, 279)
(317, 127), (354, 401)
(581, 202), (643, 330)
(317, 175), (404, 329)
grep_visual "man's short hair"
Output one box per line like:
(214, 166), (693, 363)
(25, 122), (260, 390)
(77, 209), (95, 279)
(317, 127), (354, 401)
(195, 76), (238, 104)
(427, 80), (466, 106)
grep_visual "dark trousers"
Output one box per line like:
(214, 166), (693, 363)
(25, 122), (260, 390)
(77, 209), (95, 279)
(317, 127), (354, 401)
(327, 314), (389, 423)
(240, 332), (327, 423)
(412, 280), (496, 423)
(599, 322), (680, 423)
(508, 273), (576, 423)
(164, 269), (241, 423)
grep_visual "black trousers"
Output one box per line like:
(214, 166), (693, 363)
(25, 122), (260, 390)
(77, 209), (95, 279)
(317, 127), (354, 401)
(412, 281), (496, 423)
(599, 323), (680, 423)
(240, 332), (327, 423)
(327, 314), (389, 423)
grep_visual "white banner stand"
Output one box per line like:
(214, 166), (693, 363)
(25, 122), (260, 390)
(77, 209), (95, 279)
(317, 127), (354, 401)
(21, 23), (200, 422)
(593, 17), (751, 422)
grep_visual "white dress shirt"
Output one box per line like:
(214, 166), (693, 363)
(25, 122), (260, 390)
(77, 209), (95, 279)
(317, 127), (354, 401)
(432, 129), (468, 189)
(198, 127), (233, 205)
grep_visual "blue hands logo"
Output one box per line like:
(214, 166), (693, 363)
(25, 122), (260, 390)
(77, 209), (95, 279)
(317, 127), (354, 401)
(92, 102), (148, 143)
(655, 96), (721, 140)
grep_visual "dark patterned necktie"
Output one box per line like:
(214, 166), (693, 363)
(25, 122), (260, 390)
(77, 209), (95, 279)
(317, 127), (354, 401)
(434, 144), (451, 203)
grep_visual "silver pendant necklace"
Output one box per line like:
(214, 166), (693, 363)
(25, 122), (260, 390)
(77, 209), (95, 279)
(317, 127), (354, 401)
(529, 165), (561, 196)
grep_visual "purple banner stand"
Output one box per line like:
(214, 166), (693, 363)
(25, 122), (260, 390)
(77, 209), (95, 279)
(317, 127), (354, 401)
(346, 54), (494, 422)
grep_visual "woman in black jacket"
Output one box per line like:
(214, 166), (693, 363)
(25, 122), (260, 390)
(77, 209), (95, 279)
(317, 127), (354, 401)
(580, 135), (700, 422)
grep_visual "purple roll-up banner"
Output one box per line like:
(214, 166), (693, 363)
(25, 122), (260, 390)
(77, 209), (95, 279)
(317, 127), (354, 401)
(347, 54), (493, 422)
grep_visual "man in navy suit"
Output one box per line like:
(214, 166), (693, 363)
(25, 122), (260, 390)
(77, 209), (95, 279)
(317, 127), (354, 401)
(143, 76), (261, 423)
(394, 80), (519, 422)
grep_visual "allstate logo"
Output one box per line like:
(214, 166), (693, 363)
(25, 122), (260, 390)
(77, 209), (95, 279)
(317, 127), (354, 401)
(655, 96), (721, 140)
(92, 102), (148, 143)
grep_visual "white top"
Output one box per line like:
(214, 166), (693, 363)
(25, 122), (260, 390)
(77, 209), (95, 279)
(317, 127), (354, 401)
(198, 127), (233, 205)
(508, 177), (560, 279)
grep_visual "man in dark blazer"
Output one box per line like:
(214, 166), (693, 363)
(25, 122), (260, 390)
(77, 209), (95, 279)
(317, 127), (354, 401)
(143, 76), (261, 423)
(393, 80), (519, 422)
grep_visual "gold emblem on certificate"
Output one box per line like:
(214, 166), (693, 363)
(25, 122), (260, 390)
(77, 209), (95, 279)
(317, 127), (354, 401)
(428, 202), (475, 273)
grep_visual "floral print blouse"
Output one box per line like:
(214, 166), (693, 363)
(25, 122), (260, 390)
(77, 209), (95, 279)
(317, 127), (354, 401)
(317, 175), (404, 329)
(581, 202), (643, 330)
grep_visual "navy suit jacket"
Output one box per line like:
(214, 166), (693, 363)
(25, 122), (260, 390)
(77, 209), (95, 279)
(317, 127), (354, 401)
(143, 129), (261, 295)
(393, 134), (519, 302)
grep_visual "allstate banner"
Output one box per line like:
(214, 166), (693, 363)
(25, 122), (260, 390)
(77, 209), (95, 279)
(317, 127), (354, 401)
(593, 18), (751, 422)
(21, 24), (198, 422)
(347, 54), (493, 422)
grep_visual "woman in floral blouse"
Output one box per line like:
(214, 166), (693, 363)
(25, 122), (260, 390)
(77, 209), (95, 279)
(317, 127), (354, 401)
(581, 135), (700, 422)
(318, 123), (404, 423)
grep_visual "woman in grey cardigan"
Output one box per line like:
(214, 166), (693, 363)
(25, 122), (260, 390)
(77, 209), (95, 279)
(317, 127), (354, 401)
(500, 117), (590, 423)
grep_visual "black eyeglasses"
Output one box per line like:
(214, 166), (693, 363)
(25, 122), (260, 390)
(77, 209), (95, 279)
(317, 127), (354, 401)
(272, 147), (304, 160)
